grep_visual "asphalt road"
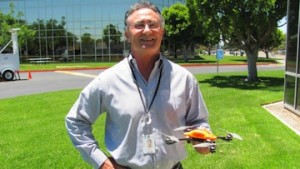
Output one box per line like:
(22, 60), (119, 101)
(0, 64), (284, 99)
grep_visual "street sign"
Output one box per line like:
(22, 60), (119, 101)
(216, 49), (224, 60)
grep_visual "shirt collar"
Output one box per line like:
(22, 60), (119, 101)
(128, 54), (164, 70)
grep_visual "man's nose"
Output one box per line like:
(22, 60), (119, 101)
(142, 24), (152, 34)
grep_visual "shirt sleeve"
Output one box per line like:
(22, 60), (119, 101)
(185, 77), (211, 130)
(65, 77), (107, 169)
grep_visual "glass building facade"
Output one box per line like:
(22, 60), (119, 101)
(284, 0), (300, 116)
(0, 0), (183, 62)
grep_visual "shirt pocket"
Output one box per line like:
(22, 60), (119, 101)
(157, 89), (187, 123)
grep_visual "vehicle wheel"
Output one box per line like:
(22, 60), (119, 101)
(3, 70), (15, 81)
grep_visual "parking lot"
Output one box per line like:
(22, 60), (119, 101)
(0, 69), (102, 99)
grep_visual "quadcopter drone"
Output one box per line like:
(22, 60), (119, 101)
(164, 126), (243, 153)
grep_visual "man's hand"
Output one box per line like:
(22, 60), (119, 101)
(194, 146), (211, 154)
(99, 157), (127, 169)
(191, 141), (211, 154)
(99, 159), (115, 169)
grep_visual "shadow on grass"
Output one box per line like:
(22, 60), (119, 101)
(199, 75), (284, 90)
(231, 58), (278, 64)
(172, 56), (216, 64)
(181, 60), (216, 64)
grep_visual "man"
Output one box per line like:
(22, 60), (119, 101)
(65, 1), (211, 169)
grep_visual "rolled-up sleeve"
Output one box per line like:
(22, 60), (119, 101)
(65, 77), (107, 169)
(185, 76), (210, 130)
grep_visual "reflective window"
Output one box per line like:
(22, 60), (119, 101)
(286, 0), (299, 72)
(284, 0), (300, 115)
(284, 75), (296, 107)
(296, 78), (300, 114)
(0, 0), (180, 62)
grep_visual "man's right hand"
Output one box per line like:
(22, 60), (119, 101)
(99, 158), (127, 169)
(99, 158), (115, 169)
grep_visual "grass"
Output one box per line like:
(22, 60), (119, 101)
(173, 55), (279, 65)
(20, 61), (115, 71)
(20, 55), (280, 71)
(182, 70), (300, 169)
(1, 70), (299, 169)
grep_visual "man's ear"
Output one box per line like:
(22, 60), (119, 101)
(161, 28), (165, 36)
(125, 30), (131, 43)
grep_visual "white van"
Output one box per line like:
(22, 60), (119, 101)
(0, 28), (20, 81)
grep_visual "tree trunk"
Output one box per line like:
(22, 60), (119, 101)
(245, 49), (259, 82)
(183, 45), (189, 62)
(208, 45), (211, 55)
(265, 51), (269, 59)
(174, 44), (177, 59)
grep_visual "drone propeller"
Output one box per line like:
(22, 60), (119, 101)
(167, 135), (180, 142)
(162, 132), (180, 145)
(219, 128), (243, 141)
(193, 142), (216, 148)
(174, 126), (198, 131)
(229, 132), (243, 140)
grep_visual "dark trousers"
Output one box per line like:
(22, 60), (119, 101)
(110, 156), (183, 169)
(122, 162), (183, 169)
(172, 162), (183, 169)
(120, 162), (183, 169)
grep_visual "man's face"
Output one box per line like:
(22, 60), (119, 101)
(125, 8), (165, 55)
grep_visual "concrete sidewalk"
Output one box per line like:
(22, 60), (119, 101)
(263, 101), (300, 136)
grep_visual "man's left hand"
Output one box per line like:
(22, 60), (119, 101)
(191, 141), (211, 154)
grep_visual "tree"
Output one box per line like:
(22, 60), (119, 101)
(0, 2), (35, 54)
(27, 18), (76, 56)
(162, 3), (191, 60)
(162, 2), (195, 61)
(81, 33), (94, 54)
(102, 24), (122, 46)
(102, 24), (122, 54)
(186, 0), (287, 81)
(260, 28), (285, 58)
(186, 1), (221, 56)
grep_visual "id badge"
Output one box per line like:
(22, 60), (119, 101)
(143, 133), (156, 154)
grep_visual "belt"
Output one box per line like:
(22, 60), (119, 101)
(121, 162), (183, 169)
(172, 162), (183, 169)
(110, 156), (182, 169)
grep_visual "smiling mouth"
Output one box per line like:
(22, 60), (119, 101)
(140, 38), (155, 42)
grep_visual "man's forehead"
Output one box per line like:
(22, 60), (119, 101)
(128, 8), (160, 22)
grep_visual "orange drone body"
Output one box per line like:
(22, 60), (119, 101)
(184, 128), (217, 141)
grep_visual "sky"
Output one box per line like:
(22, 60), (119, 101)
(278, 17), (287, 33)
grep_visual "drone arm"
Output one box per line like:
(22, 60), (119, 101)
(217, 134), (233, 141)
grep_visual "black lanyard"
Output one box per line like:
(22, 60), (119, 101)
(128, 58), (163, 114)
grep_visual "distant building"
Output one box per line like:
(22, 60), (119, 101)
(0, 0), (183, 62)
(284, 0), (300, 116)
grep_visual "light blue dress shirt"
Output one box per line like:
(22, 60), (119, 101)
(65, 54), (210, 169)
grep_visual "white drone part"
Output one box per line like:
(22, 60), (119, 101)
(160, 132), (180, 142)
(174, 126), (197, 131)
(167, 135), (180, 142)
(230, 133), (243, 140)
(193, 142), (215, 148)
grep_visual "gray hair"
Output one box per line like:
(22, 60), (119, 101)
(124, 1), (165, 29)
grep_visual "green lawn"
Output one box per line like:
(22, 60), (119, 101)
(20, 55), (280, 71)
(173, 55), (279, 65)
(1, 70), (299, 169)
(20, 61), (115, 71)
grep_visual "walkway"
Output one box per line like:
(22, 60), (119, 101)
(263, 101), (300, 136)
